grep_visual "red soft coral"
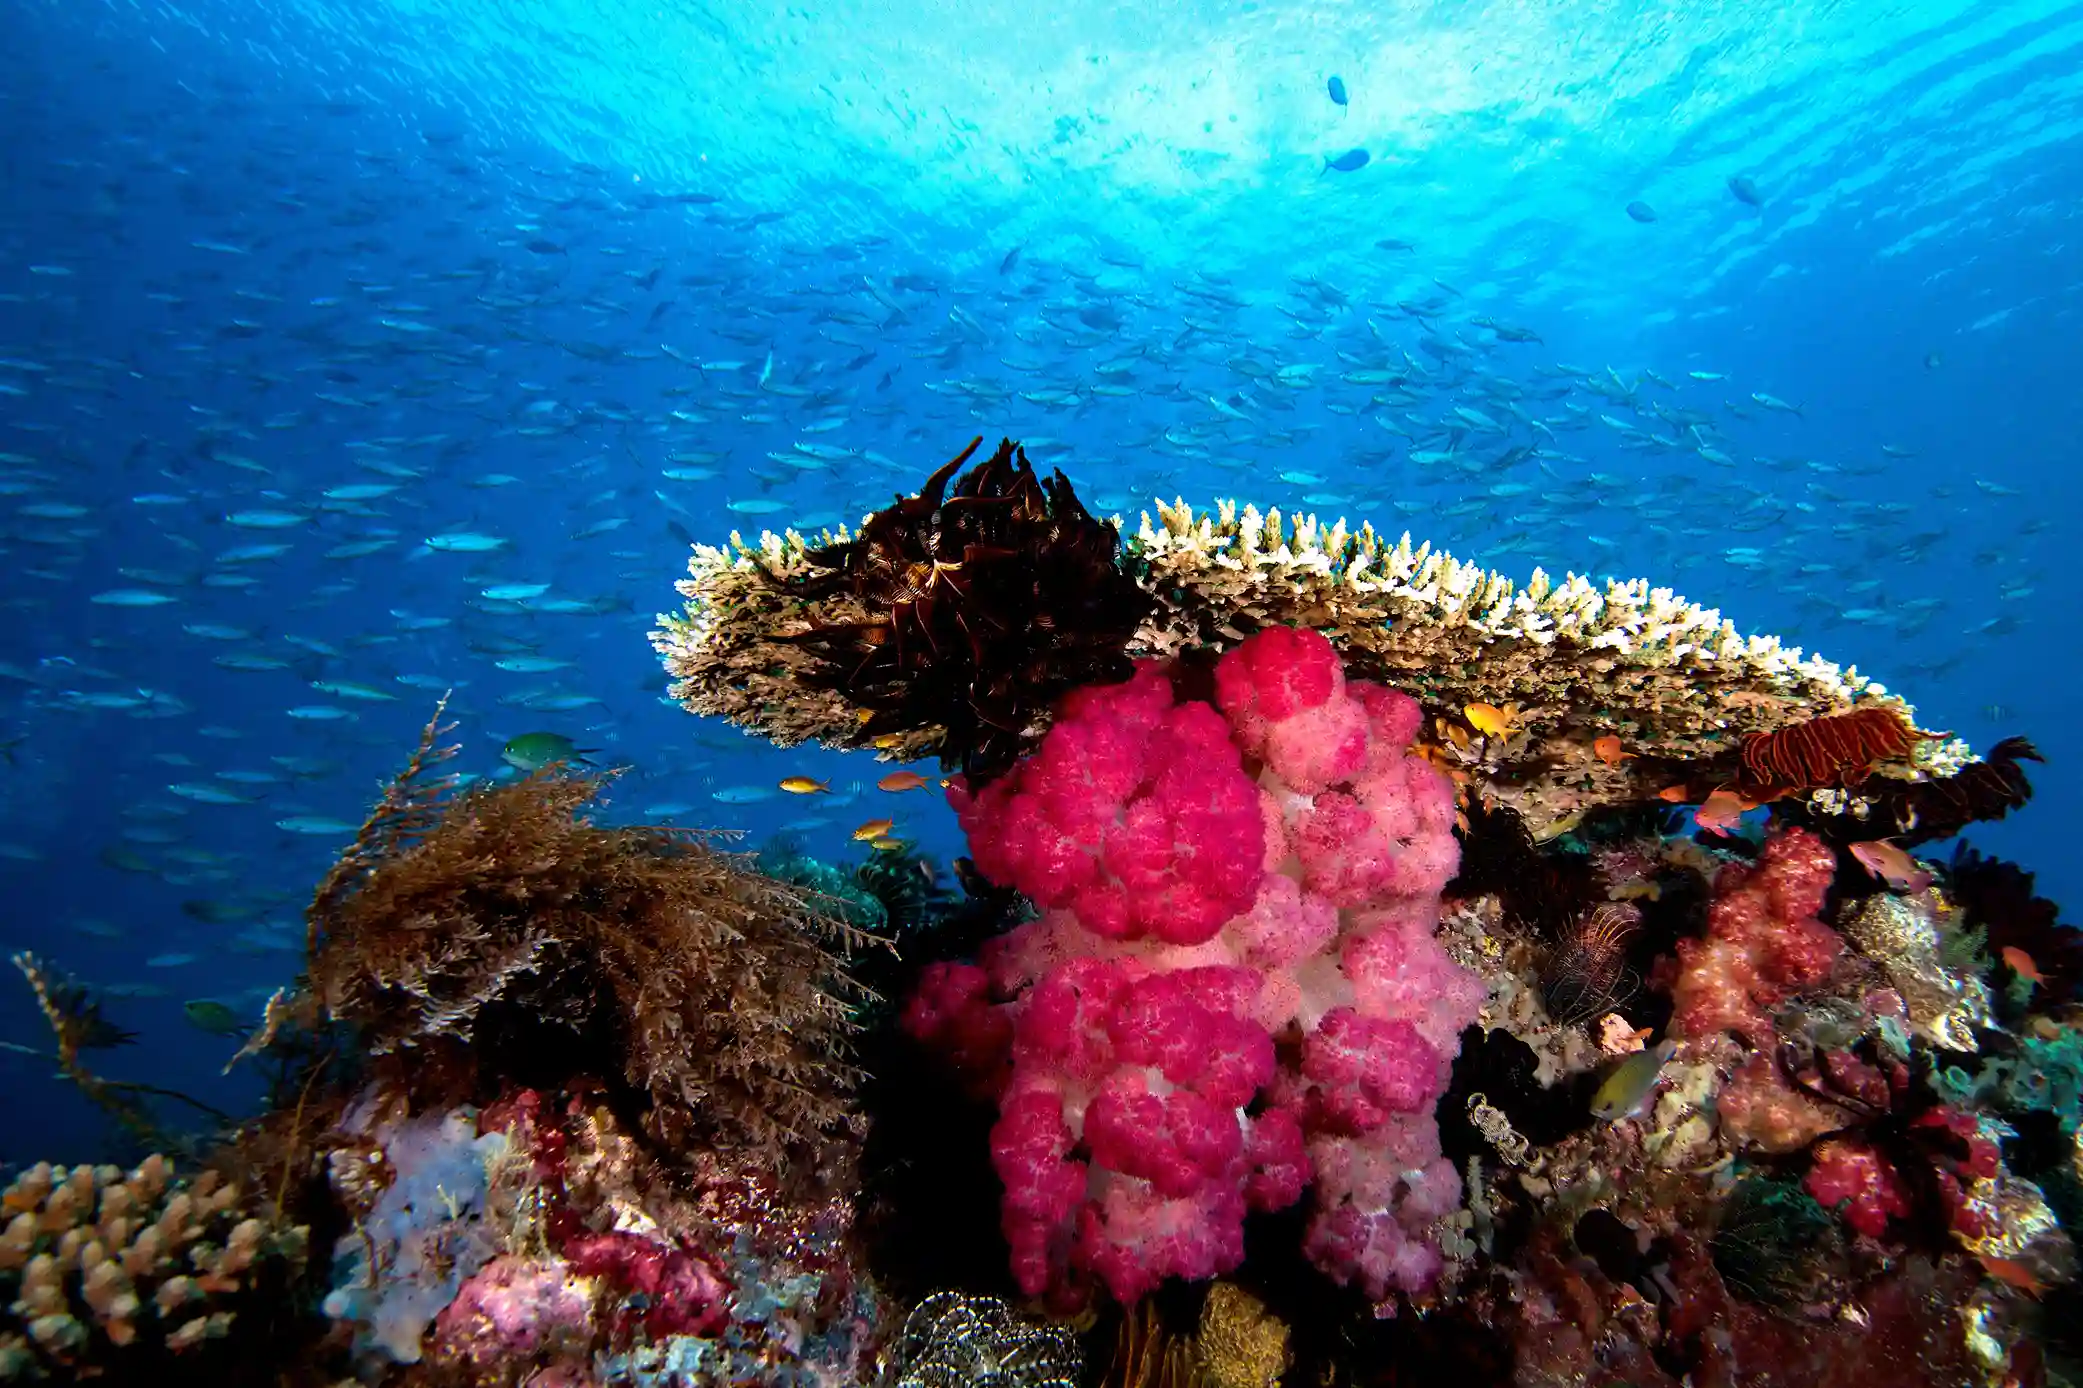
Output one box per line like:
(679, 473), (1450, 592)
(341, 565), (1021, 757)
(1806, 1137), (1913, 1239)
(1671, 827), (1843, 1042)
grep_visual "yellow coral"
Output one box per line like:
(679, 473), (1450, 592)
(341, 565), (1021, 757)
(1196, 1282), (1288, 1388)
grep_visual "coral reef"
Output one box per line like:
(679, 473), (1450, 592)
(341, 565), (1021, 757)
(904, 626), (1481, 1310)
(304, 706), (877, 1165)
(307, 1081), (883, 1383)
(653, 436), (1153, 781)
(29, 445), (2083, 1386)
(0, 1155), (308, 1381)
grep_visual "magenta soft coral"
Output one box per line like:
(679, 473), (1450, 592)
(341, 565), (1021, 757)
(1670, 826), (1843, 1043)
(911, 626), (1482, 1310)
(1804, 1105), (2002, 1242)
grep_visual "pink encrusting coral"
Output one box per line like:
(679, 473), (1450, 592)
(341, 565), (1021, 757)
(906, 626), (1483, 1309)
(1668, 826), (1843, 1043)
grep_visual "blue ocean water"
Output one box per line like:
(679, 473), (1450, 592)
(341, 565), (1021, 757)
(0, 0), (2075, 1161)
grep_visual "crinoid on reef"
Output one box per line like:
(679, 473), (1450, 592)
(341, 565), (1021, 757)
(1787, 735), (2044, 847)
(655, 435), (1154, 783)
(304, 703), (880, 1169)
(1738, 705), (1931, 792)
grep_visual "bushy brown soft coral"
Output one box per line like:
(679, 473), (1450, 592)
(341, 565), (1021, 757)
(753, 435), (1152, 782)
(305, 707), (878, 1168)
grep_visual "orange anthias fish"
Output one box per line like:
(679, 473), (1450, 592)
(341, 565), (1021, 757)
(778, 775), (831, 795)
(2003, 946), (2044, 987)
(1657, 783), (1692, 803)
(876, 770), (932, 793)
(1464, 702), (1520, 739)
(1848, 839), (1934, 893)
(1592, 734), (1635, 768)
(1979, 1254), (2045, 1298)
(1692, 787), (1755, 837)
(852, 817), (896, 842)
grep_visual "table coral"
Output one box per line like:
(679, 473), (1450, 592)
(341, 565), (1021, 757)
(653, 457), (2026, 841)
(904, 626), (1482, 1310)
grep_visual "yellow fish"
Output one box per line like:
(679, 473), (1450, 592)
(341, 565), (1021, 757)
(852, 817), (896, 842)
(1464, 702), (1520, 739)
(778, 776), (831, 795)
(870, 836), (908, 852)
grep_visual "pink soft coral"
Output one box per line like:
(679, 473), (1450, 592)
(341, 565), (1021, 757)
(1670, 827), (1842, 1043)
(911, 627), (1480, 1309)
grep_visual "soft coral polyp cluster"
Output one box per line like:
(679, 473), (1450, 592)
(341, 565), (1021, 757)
(909, 626), (1481, 1309)
(1669, 826), (1843, 1043)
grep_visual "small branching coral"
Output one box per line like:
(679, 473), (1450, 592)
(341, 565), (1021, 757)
(305, 706), (880, 1167)
(0, 1155), (309, 1381)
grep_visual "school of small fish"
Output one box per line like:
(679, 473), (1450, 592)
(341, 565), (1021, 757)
(0, 9), (2059, 1034)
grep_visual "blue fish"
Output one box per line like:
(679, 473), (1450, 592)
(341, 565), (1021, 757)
(1327, 75), (1348, 107)
(1322, 148), (1370, 175)
(1625, 200), (1658, 223)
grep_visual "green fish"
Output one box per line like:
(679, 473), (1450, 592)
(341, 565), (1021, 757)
(1591, 1040), (1679, 1121)
(500, 732), (599, 773)
(182, 999), (246, 1036)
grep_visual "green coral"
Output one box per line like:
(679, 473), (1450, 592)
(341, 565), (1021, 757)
(1938, 917), (1990, 975)
(853, 841), (957, 939)
(2000, 1031), (2083, 1129)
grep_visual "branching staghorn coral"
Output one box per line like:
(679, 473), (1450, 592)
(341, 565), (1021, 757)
(304, 706), (880, 1167)
(653, 452), (2004, 836)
